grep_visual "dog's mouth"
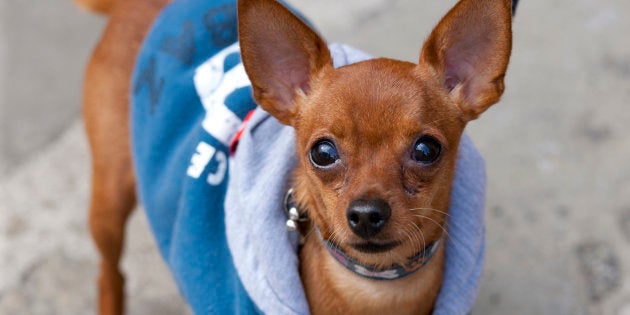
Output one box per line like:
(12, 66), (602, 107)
(350, 240), (401, 253)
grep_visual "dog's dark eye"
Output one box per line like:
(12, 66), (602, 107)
(412, 137), (441, 164)
(310, 140), (339, 168)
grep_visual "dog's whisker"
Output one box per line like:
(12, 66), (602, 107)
(407, 221), (426, 257)
(413, 222), (427, 256)
(390, 222), (415, 267)
(412, 214), (466, 251)
(328, 226), (339, 245)
(409, 207), (452, 218)
(329, 222), (346, 248)
(398, 221), (423, 261)
(401, 224), (416, 258)
(412, 214), (449, 237)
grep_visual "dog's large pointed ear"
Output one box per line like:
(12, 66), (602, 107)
(238, 0), (332, 126)
(420, 0), (512, 122)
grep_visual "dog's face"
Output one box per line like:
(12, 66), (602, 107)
(239, 0), (511, 267)
(289, 60), (464, 265)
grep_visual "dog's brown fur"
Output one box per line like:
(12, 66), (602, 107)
(80, 0), (511, 313)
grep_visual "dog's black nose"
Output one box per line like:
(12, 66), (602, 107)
(346, 199), (391, 239)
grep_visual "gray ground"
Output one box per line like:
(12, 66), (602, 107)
(1, 0), (630, 314)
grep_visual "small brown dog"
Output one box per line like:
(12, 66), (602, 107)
(80, 0), (511, 314)
(240, 0), (511, 313)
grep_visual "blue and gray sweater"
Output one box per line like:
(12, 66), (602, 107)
(131, 0), (486, 314)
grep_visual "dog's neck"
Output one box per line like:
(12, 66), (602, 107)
(299, 227), (444, 315)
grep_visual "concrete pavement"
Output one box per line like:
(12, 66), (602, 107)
(2, 0), (630, 314)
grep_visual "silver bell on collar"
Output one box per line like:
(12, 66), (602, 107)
(286, 206), (301, 231)
(284, 188), (307, 231)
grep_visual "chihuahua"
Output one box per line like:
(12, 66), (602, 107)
(239, 0), (511, 313)
(80, 0), (511, 314)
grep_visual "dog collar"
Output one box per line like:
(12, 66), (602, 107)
(319, 229), (441, 281)
(284, 188), (442, 281)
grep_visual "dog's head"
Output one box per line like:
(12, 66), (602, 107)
(239, 0), (511, 267)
